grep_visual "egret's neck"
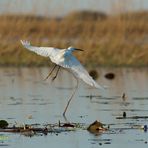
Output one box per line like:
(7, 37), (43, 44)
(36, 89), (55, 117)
(64, 49), (72, 57)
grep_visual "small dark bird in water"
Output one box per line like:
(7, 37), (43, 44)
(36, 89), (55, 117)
(123, 112), (126, 118)
(104, 73), (115, 80)
(143, 125), (147, 132)
(122, 93), (127, 101)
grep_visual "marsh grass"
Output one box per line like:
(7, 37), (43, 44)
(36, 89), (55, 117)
(0, 11), (148, 67)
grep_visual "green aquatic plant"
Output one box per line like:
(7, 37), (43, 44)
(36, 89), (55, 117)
(0, 120), (9, 128)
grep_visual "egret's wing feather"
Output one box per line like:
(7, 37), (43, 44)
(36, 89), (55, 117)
(59, 55), (103, 89)
(20, 40), (58, 57)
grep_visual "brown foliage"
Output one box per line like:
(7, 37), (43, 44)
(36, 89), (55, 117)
(0, 11), (148, 66)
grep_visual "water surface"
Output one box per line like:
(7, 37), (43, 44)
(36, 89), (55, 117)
(0, 67), (148, 148)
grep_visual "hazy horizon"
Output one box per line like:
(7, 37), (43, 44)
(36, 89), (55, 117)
(0, 0), (148, 17)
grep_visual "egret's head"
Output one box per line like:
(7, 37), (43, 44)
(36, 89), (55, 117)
(67, 46), (83, 52)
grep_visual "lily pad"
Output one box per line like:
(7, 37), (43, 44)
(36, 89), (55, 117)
(0, 120), (9, 128)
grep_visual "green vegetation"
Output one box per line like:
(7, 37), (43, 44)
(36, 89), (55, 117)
(0, 120), (8, 128)
(0, 11), (148, 67)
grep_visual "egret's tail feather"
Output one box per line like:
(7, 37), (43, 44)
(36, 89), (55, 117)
(20, 40), (31, 47)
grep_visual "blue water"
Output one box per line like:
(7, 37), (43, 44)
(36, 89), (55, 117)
(0, 67), (148, 148)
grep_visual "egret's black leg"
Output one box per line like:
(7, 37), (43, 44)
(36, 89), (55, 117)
(52, 66), (61, 81)
(44, 65), (57, 81)
(63, 78), (79, 117)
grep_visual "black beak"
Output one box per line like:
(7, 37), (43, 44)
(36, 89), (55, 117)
(75, 48), (83, 51)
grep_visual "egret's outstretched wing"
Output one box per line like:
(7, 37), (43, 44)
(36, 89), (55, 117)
(20, 40), (59, 57)
(59, 55), (103, 89)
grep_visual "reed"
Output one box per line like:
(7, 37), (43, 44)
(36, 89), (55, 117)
(0, 11), (147, 67)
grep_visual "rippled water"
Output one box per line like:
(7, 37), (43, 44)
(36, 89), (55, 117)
(0, 67), (148, 148)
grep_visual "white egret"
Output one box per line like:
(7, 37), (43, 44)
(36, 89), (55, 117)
(20, 40), (104, 116)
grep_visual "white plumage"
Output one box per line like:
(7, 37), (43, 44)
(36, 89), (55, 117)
(21, 40), (105, 116)
(20, 40), (103, 89)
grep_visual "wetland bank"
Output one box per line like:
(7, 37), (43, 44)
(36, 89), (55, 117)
(0, 10), (148, 67)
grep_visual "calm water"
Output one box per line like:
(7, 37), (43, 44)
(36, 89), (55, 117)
(0, 67), (148, 148)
